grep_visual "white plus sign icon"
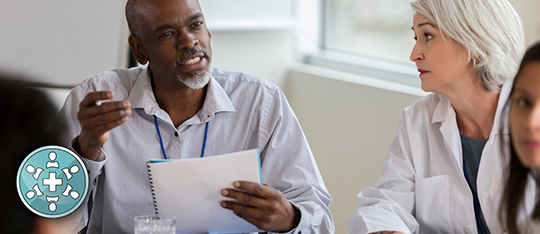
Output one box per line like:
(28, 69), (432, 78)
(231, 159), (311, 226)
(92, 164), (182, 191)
(18, 146), (89, 218)
(43, 172), (62, 192)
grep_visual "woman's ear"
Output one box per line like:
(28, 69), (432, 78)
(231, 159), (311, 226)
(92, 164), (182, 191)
(129, 35), (149, 65)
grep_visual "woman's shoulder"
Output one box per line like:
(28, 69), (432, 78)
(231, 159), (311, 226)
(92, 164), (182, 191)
(402, 93), (444, 119)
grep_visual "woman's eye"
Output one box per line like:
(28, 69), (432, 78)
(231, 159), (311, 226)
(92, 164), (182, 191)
(425, 34), (433, 41)
(515, 97), (530, 107)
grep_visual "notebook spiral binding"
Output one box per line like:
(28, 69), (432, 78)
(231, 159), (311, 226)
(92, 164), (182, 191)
(147, 162), (159, 215)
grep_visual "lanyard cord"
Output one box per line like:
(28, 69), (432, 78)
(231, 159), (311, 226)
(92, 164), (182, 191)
(463, 159), (487, 234)
(201, 119), (209, 158)
(153, 115), (209, 159)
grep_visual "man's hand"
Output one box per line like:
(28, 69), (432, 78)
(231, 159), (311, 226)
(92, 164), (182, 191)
(74, 91), (131, 161)
(220, 181), (301, 232)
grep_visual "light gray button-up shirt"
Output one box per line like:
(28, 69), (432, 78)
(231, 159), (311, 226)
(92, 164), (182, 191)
(56, 66), (333, 234)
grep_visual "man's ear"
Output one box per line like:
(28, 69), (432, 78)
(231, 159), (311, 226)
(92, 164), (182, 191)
(128, 34), (149, 65)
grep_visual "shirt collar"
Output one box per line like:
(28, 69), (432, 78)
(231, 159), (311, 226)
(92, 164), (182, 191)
(127, 66), (236, 123)
(198, 70), (236, 122)
(127, 66), (160, 115)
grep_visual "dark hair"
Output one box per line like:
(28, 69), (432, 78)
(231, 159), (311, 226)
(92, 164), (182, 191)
(501, 42), (540, 234)
(0, 76), (61, 233)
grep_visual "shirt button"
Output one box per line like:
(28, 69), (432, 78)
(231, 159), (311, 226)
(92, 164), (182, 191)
(464, 225), (473, 234)
(174, 132), (178, 137)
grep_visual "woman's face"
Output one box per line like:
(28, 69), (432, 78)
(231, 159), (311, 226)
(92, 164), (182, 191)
(410, 13), (475, 94)
(510, 61), (540, 169)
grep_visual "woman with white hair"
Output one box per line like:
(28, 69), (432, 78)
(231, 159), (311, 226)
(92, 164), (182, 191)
(348, 0), (535, 233)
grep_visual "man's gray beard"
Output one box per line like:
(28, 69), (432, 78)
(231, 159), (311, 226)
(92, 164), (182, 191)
(176, 65), (211, 89)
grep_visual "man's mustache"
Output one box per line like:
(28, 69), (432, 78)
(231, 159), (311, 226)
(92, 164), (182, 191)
(174, 48), (209, 67)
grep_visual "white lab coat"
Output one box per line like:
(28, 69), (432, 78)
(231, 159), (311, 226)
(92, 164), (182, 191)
(348, 82), (536, 234)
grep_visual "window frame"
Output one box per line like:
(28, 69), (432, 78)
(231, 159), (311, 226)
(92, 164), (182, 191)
(298, 0), (421, 88)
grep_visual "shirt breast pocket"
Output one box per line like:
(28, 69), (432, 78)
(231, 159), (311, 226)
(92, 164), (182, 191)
(415, 175), (454, 234)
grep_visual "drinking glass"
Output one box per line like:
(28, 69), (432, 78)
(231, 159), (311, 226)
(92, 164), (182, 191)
(134, 215), (176, 234)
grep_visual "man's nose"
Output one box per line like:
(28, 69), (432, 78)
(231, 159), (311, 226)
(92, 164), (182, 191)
(177, 32), (199, 50)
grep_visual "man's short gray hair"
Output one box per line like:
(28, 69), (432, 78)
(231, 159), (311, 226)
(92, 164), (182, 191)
(125, 0), (141, 36)
(411, 0), (526, 93)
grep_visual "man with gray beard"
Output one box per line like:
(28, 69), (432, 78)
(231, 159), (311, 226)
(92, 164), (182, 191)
(54, 0), (334, 233)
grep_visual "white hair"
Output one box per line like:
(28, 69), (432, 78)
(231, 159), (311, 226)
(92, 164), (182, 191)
(177, 71), (211, 89)
(176, 64), (212, 90)
(411, 0), (526, 93)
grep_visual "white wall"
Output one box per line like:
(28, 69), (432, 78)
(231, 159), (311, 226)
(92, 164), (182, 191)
(509, 0), (540, 46)
(211, 30), (295, 88)
(0, 0), (129, 86)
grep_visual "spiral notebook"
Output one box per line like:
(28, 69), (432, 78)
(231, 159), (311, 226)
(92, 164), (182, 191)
(146, 149), (262, 234)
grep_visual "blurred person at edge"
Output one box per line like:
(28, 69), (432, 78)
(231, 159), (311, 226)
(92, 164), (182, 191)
(348, 0), (536, 233)
(502, 42), (540, 234)
(0, 76), (71, 234)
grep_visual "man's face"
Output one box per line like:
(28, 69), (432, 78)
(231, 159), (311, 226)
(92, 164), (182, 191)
(132, 0), (212, 88)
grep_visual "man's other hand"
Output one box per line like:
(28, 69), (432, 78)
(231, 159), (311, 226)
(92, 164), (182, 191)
(74, 91), (131, 161)
(220, 181), (301, 232)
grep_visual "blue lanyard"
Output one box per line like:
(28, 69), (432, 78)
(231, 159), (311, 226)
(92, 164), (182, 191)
(463, 159), (486, 234)
(153, 115), (209, 159)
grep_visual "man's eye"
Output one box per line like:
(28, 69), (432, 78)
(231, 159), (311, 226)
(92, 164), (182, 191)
(192, 22), (202, 27)
(159, 32), (173, 39)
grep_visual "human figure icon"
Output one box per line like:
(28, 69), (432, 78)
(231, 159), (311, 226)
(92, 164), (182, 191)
(46, 151), (59, 168)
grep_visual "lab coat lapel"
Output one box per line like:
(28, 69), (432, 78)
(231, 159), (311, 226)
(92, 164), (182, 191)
(432, 96), (463, 168)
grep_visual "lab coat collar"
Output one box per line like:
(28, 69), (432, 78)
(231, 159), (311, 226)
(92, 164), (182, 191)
(431, 94), (451, 125)
(430, 81), (512, 165)
(433, 96), (461, 166)
(127, 66), (236, 126)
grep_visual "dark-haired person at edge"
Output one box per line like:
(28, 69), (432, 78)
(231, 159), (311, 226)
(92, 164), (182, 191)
(501, 42), (540, 234)
(54, 0), (334, 233)
(0, 77), (72, 234)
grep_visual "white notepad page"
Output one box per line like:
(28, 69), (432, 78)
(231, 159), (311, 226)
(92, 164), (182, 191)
(147, 149), (262, 234)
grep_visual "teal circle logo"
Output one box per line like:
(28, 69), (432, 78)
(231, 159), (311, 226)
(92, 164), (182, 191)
(16, 146), (88, 218)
